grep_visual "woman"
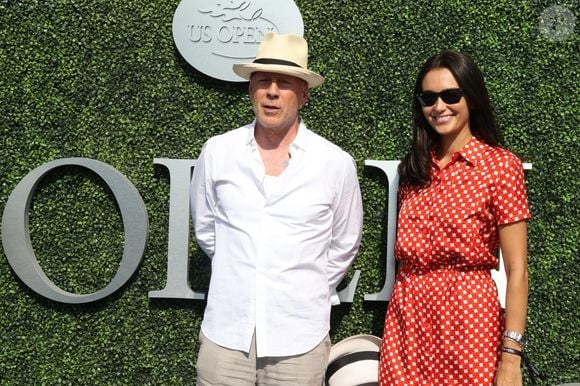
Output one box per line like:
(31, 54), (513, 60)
(379, 51), (531, 385)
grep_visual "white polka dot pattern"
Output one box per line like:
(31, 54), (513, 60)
(379, 138), (531, 385)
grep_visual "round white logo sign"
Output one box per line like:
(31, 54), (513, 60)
(173, 0), (304, 82)
(539, 5), (576, 42)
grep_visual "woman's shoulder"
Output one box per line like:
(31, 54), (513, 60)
(481, 144), (524, 168)
(477, 145), (527, 188)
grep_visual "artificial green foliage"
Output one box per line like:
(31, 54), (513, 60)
(0, 0), (578, 384)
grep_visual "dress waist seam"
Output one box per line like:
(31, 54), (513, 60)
(402, 263), (492, 275)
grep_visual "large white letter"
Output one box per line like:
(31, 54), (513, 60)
(148, 158), (205, 300)
(364, 160), (400, 302)
(1, 158), (148, 304)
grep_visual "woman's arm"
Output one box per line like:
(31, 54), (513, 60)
(494, 220), (529, 386)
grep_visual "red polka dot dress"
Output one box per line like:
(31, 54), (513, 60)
(379, 138), (531, 385)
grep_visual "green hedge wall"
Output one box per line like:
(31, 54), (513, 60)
(1, 0), (578, 384)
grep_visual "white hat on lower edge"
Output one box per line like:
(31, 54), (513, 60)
(325, 334), (381, 386)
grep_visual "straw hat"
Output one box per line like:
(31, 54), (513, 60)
(325, 335), (381, 386)
(233, 32), (325, 88)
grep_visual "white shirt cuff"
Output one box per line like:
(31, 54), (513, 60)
(330, 288), (340, 306)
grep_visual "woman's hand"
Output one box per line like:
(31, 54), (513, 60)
(494, 351), (523, 386)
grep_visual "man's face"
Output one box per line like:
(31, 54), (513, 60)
(249, 72), (309, 133)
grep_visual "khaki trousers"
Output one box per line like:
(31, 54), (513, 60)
(196, 331), (330, 386)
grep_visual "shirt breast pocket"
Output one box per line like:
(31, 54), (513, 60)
(434, 200), (487, 240)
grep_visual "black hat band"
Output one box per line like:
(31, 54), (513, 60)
(253, 58), (303, 68)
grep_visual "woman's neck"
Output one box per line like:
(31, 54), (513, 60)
(437, 130), (473, 167)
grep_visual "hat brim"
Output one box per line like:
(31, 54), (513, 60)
(233, 63), (324, 88)
(326, 335), (381, 386)
(328, 334), (381, 364)
(327, 360), (379, 386)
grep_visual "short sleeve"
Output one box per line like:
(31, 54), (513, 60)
(490, 154), (531, 225)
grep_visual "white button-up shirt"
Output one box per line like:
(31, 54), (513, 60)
(191, 120), (363, 357)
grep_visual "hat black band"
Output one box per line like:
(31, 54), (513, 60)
(325, 351), (380, 384)
(253, 58), (303, 68)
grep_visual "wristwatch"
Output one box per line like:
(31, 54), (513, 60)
(503, 330), (528, 350)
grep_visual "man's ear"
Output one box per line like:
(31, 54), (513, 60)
(248, 78), (256, 103)
(302, 86), (310, 107)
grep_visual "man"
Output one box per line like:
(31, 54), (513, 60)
(191, 32), (363, 385)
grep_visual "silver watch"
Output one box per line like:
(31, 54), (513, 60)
(503, 330), (528, 349)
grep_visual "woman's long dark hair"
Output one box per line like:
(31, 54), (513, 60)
(398, 50), (500, 187)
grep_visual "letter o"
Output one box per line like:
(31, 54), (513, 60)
(218, 25), (233, 42)
(1, 158), (149, 304)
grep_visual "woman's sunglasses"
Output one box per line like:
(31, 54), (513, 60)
(416, 88), (464, 107)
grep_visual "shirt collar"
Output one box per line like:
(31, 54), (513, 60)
(245, 119), (309, 151)
(431, 136), (492, 167)
(246, 121), (257, 146)
(292, 119), (308, 151)
(458, 136), (491, 166)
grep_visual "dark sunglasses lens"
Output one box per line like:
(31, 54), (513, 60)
(417, 93), (437, 106)
(441, 90), (463, 104)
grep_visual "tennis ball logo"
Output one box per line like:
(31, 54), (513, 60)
(539, 5), (576, 42)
